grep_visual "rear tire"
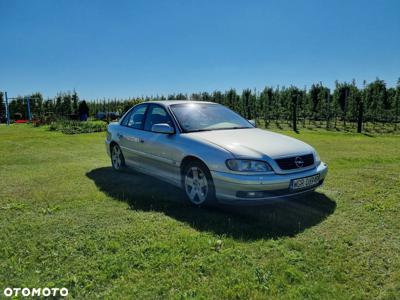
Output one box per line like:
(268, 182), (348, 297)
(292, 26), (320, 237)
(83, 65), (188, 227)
(183, 161), (216, 206)
(111, 144), (125, 171)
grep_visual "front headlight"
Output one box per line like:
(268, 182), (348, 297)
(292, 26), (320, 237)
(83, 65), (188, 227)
(226, 159), (272, 172)
(314, 151), (321, 165)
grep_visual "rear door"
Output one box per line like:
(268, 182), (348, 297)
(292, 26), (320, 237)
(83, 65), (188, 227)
(118, 104), (149, 169)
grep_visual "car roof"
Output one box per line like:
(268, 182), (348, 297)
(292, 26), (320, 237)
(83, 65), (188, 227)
(143, 100), (216, 107)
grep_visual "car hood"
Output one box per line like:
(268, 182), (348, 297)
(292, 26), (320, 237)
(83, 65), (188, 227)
(188, 128), (314, 159)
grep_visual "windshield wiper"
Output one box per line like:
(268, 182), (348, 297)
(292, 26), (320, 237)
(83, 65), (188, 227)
(185, 129), (214, 133)
(222, 126), (251, 130)
(186, 126), (251, 133)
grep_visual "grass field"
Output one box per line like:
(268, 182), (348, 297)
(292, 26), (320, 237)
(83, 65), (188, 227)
(0, 125), (399, 299)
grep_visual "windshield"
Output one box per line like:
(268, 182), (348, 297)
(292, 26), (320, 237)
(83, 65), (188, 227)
(170, 103), (253, 133)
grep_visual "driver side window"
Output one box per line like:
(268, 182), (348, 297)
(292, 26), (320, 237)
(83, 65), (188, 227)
(144, 105), (174, 131)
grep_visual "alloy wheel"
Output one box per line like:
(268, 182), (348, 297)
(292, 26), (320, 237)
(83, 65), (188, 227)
(112, 145), (122, 170)
(184, 166), (209, 205)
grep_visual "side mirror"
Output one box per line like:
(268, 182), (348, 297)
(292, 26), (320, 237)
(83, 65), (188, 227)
(151, 123), (175, 134)
(248, 119), (256, 127)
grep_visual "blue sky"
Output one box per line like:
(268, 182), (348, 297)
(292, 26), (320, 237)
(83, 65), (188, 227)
(0, 0), (399, 99)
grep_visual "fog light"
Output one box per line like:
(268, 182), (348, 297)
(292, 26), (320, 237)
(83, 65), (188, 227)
(236, 191), (265, 198)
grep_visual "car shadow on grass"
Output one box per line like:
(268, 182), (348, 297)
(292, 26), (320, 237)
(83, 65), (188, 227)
(87, 167), (336, 241)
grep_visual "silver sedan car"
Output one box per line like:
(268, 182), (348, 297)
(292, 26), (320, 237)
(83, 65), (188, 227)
(105, 101), (328, 205)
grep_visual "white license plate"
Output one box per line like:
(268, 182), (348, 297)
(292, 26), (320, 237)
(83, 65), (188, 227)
(291, 174), (320, 190)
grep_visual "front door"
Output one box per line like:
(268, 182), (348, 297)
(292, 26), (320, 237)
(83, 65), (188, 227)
(139, 104), (181, 186)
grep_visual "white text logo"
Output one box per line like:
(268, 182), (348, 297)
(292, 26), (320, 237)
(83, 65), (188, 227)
(3, 287), (68, 297)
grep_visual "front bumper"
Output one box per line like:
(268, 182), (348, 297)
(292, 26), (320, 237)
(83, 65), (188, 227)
(211, 162), (328, 203)
(105, 140), (111, 157)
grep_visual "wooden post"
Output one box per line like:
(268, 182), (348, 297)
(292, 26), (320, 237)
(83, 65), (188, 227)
(5, 92), (10, 126)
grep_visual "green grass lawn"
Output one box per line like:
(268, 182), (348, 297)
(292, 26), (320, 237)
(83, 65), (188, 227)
(0, 125), (399, 299)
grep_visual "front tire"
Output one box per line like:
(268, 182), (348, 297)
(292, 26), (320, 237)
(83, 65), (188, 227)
(111, 144), (125, 171)
(183, 161), (216, 206)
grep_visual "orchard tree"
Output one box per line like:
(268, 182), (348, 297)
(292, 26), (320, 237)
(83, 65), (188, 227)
(201, 92), (211, 102)
(318, 85), (330, 127)
(211, 91), (224, 105)
(175, 93), (187, 100)
(287, 86), (301, 132)
(242, 89), (252, 119)
(333, 81), (351, 128)
(364, 79), (387, 126)
(260, 87), (273, 127)
(225, 89), (239, 111)
(309, 83), (321, 122)
(72, 90), (79, 113)
(30, 92), (43, 117)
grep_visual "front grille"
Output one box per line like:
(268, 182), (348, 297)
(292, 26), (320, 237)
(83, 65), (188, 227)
(275, 153), (314, 170)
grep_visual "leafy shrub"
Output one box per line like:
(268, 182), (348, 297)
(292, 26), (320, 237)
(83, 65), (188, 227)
(48, 120), (107, 134)
(33, 113), (57, 126)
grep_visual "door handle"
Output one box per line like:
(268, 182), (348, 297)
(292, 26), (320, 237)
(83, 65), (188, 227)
(139, 139), (145, 143)
(117, 133), (124, 139)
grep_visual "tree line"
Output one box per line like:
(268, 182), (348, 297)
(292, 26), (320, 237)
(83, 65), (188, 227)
(1, 78), (399, 132)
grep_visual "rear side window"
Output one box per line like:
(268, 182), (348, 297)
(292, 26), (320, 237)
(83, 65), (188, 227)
(121, 105), (148, 129)
(144, 105), (174, 131)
